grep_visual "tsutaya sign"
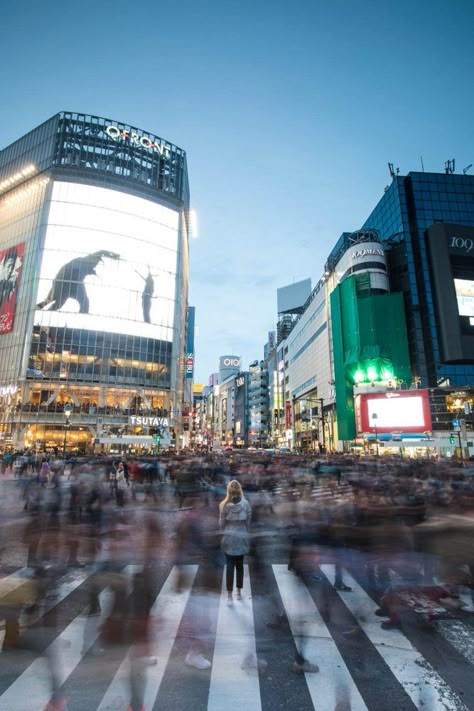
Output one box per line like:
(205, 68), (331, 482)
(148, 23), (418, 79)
(129, 415), (169, 427)
(105, 125), (171, 158)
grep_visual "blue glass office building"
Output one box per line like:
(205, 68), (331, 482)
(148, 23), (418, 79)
(362, 171), (474, 388)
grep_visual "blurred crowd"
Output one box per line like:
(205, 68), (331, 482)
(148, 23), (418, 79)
(0, 451), (473, 709)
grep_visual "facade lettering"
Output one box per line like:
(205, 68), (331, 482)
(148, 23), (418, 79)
(351, 248), (384, 259)
(222, 357), (240, 367)
(105, 125), (170, 158)
(129, 415), (169, 427)
(450, 236), (473, 253)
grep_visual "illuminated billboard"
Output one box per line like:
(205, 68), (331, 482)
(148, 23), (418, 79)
(454, 279), (474, 318)
(0, 241), (25, 335)
(35, 182), (179, 340)
(355, 390), (432, 433)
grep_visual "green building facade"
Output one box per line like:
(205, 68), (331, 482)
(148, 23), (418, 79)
(331, 274), (411, 442)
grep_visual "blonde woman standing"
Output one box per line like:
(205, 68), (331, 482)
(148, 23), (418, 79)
(219, 480), (252, 605)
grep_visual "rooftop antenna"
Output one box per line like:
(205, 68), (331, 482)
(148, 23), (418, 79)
(420, 155), (425, 172)
(388, 163), (399, 180)
(463, 164), (472, 175)
(445, 159), (455, 174)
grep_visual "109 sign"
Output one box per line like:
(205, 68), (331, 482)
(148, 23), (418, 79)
(450, 236), (474, 253)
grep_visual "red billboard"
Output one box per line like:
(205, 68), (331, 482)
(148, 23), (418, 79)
(355, 390), (432, 434)
(0, 242), (25, 335)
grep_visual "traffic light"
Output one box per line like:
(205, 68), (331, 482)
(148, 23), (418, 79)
(450, 434), (456, 444)
(153, 428), (162, 443)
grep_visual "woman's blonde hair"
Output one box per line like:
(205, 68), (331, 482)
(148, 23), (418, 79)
(219, 479), (243, 511)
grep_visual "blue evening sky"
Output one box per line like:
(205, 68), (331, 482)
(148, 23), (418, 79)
(1, 0), (473, 382)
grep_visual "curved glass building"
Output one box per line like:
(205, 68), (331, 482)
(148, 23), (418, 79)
(0, 112), (190, 452)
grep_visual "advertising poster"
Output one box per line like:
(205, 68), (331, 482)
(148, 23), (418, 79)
(454, 279), (474, 318)
(35, 182), (179, 341)
(0, 241), (25, 335)
(359, 390), (431, 433)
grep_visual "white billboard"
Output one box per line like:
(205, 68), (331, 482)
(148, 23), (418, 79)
(34, 182), (179, 340)
(367, 395), (424, 429)
(454, 278), (474, 318)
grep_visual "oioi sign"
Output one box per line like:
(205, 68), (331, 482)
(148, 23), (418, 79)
(106, 125), (171, 158)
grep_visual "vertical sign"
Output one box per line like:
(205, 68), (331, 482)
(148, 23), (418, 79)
(285, 400), (292, 428)
(186, 306), (195, 379)
(0, 242), (25, 335)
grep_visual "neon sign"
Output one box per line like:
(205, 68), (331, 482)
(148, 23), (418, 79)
(105, 125), (170, 157)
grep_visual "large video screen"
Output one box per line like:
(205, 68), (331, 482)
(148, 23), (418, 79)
(454, 278), (474, 318)
(367, 395), (425, 428)
(34, 182), (179, 340)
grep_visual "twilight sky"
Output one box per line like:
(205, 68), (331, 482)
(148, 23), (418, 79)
(1, 0), (473, 382)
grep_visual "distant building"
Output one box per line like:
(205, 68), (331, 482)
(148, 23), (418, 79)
(248, 360), (269, 447)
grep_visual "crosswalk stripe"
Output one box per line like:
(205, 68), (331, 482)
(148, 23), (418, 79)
(0, 588), (112, 711)
(320, 564), (468, 711)
(0, 567), (34, 601)
(208, 565), (261, 711)
(435, 619), (474, 665)
(273, 564), (368, 711)
(96, 565), (198, 711)
(0, 560), (473, 710)
(0, 565), (137, 711)
(6, 568), (91, 642)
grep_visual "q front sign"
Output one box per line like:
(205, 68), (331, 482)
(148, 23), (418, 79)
(105, 125), (171, 157)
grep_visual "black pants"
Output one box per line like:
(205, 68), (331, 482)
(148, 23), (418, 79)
(225, 554), (244, 592)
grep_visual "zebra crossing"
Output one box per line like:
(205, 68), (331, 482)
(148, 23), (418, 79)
(0, 561), (473, 711)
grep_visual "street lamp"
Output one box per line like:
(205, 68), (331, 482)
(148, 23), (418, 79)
(63, 403), (72, 458)
(372, 412), (379, 456)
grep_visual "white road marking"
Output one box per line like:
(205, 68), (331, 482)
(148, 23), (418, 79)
(320, 564), (468, 711)
(0, 567), (34, 601)
(435, 618), (474, 665)
(208, 565), (261, 711)
(273, 565), (368, 711)
(0, 565), (137, 711)
(97, 565), (198, 711)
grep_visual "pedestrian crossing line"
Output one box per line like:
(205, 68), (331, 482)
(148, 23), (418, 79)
(273, 565), (368, 711)
(0, 587), (113, 711)
(0, 567), (34, 601)
(96, 565), (198, 711)
(435, 618), (474, 665)
(0, 566), (138, 711)
(459, 587), (474, 611)
(20, 569), (90, 626)
(320, 564), (468, 711)
(208, 565), (261, 711)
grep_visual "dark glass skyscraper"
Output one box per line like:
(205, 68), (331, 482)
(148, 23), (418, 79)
(363, 171), (474, 387)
